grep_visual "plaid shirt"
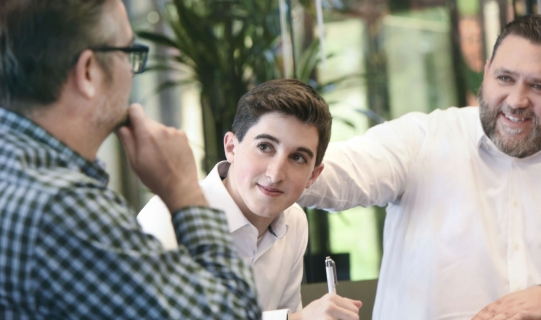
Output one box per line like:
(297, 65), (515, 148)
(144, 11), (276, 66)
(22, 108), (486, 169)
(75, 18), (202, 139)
(0, 107), (261, 319)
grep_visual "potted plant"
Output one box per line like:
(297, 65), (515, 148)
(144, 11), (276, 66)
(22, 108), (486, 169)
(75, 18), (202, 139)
(137, 0), (327, 172)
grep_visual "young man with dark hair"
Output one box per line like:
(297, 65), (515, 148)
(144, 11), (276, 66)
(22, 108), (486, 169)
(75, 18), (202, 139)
(0, 0), (260, 318)
(299, 14), (541, 320)
(139, 79), (362, 320)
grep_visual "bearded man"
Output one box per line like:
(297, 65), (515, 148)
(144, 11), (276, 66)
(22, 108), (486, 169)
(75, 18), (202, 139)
(298, 15), (541, 320)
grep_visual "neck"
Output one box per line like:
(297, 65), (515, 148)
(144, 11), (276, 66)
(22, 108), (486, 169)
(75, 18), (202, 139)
(28, 102), (107, 161)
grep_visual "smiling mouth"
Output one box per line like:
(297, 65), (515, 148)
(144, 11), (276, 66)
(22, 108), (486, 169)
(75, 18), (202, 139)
(501, 112), (531, 123)
(257, 184), (283, 196)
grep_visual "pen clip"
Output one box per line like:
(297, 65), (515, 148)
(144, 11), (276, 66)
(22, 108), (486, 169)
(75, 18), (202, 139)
(325, 256), (337, 285)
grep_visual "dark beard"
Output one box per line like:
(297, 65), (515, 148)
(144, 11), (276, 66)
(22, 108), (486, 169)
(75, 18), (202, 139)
(478, 85), (541, 158)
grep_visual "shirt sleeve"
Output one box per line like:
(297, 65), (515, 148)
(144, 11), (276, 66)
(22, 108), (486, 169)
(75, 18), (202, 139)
(34, 185), (261, 320)
(137, 195), (179, 250)
(262, 309), (290, 320)
(276, 209), (308, 312)
(298, 112), (428, 211)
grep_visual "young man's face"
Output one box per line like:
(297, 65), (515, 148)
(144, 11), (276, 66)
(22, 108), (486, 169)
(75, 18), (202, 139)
(224, 112), (324, 227)
(480, 34), (541, 158)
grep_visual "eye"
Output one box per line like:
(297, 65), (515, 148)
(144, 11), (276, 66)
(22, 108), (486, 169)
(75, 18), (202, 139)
(291, 154), (307, 164)
(531, 83), (541, 90)
(497, 75), (513, 83)
(257, 143), (272, 152)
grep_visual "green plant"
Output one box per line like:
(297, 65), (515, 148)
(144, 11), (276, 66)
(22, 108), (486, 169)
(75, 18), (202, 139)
(139, 0), (309, 172)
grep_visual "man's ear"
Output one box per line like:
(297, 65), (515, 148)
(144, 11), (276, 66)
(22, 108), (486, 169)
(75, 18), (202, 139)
(305, 163), (324, 189)
(483, 59), (491, 79)
(73, 49), (100, 99)
(223, 131), (237, 163)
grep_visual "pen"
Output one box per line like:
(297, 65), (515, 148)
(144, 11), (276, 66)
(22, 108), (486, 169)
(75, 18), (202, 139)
(325, 256), (337, 294)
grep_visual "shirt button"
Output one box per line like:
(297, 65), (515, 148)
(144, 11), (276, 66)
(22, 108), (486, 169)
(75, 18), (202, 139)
(514, 243), (520, 251)
(513, 200), (519, 207)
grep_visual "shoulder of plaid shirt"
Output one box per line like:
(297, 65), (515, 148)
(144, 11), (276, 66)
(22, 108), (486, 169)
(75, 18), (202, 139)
(0, 106), (261, 320)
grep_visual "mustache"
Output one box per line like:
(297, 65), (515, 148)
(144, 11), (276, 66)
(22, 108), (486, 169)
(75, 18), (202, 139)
(499, 103), (535, 117)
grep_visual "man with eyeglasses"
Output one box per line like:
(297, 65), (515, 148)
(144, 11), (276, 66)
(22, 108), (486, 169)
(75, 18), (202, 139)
(0, 0), (260, 319)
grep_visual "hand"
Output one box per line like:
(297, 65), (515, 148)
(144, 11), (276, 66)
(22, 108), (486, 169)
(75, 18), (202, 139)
(289, 293), (362, 320)
(117, 104), (207, 211)
(472, 286), (541, 320)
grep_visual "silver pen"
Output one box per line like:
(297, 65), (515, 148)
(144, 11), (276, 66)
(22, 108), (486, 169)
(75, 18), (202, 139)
(325, 256), (337, 294)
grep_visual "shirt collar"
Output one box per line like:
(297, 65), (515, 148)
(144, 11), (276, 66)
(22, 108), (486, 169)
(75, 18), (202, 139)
(200, 161), (288, 238)
(474, 108), (495, 152)
(474, 108), (486, 146)
(267, 210), (288, 239)
(0, 107), (109, 185)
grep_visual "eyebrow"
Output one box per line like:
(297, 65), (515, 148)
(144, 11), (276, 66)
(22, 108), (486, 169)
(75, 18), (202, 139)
(254, 134), (315, 159)
(494, 68), (541, 83)
(494, 68), (517, 76)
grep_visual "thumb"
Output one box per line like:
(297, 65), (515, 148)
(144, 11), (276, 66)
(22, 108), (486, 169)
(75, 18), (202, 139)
(126, 103), (147, 131)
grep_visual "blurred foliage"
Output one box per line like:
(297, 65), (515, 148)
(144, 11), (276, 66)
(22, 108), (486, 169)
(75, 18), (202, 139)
(137, 0), (355, 172)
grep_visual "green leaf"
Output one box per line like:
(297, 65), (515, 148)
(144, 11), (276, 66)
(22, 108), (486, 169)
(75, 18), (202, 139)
(138, 78), (197, 105)
(333, 116), (357, 128)
(136, 31), (178, 49)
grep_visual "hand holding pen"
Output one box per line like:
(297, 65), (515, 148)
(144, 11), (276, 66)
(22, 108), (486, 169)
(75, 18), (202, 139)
(289, 257), (362, 320)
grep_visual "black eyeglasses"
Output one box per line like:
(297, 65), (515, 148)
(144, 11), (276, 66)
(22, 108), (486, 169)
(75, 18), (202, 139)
(92, 43), (149, 74)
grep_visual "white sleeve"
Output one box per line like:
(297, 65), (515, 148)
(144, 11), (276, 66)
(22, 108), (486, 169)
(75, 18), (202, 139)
(298, 113), (428, 211)
(262, 309), (290, 320)
(276, 209), (308, 312)
(137, 195), (179, 250)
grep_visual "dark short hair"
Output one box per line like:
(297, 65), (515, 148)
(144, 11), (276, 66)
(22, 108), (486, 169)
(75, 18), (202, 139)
(232, 79), (332, 166)
(491, 14), (541, 60)
(0, 0), (112, 113)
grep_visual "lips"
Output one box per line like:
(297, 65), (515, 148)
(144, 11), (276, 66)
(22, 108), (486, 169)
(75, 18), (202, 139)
(257, 184), (283, 197)
(501, 111), (531, 124)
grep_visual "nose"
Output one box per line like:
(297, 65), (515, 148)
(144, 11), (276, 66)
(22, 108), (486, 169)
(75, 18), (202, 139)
(506, 84), (530, 109)
(266, 157), (287, 183)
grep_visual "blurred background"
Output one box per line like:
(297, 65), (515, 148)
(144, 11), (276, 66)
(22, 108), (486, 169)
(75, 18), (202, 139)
(100, 0), (536, 285)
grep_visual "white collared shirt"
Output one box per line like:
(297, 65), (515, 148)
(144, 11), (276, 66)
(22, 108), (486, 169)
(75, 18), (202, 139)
(298, 106), (541, 320)
(138, 162), (307, 318)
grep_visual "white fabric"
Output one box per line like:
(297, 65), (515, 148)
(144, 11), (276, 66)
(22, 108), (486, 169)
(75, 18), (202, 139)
(298, 106), (541, 320)
(262, 309), (290, 320)
(138, 161), (307, 317)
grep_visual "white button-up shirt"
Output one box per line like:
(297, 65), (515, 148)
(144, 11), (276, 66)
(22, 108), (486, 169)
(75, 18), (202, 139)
(138, 161), (307, 318)
(298, 106), (541, 320)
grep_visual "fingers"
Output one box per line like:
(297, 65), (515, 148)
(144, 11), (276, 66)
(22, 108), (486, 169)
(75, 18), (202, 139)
(116, 126), (134, 162)
(116, 104), (145, 162)
(351, 299), (363, 309)
(115, 103), (208, 209)
(324, 294), (361, 314)
(125, 103), (146, 131)
(472, 286), (541, 320)
(298, 294), (361, 320)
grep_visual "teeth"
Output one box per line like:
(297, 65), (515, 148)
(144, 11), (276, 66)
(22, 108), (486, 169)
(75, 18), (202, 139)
(505, 114), (527, 123)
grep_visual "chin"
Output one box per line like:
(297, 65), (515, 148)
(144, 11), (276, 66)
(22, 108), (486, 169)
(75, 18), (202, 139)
(250, 204), (281, 219)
